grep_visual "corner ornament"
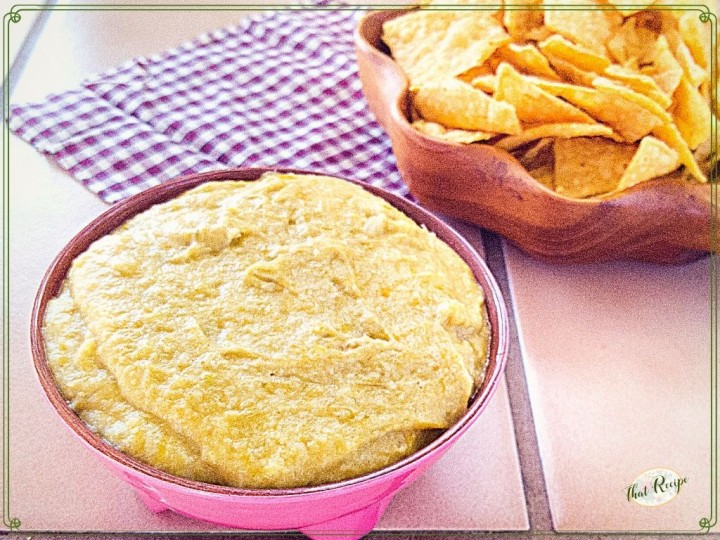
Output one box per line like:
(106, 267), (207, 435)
(699, 516), (715, 533)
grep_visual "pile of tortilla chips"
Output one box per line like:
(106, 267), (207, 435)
(382, 0), (717, 198)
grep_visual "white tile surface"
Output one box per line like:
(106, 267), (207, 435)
(504, 242), (712, 532)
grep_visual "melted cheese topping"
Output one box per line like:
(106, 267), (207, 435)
(43, 173), (489, 488)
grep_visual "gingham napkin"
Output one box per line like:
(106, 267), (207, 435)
(9, 8), (404, 203)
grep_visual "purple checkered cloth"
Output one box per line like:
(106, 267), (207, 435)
(9, 9), (404, 203)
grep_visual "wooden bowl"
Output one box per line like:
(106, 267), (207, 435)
(354, 9), (712, 264)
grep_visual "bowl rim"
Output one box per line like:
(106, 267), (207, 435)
(354, 8), (711, 206)
(30, 166), (510, 498)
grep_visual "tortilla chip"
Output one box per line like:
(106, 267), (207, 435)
(526, 25), (554, 42)
(554, 137), (636, 198)
(700, 78), (711, 105)
(606, 0), (656, 16)
(673, 40), (707, 87)
(496, 123), (615, 150)
(633, 9), (663, 32)
(678, 11), (710, 69)
(412, 79), (521, 134)
(652, 123), (707, 182)
(503, 0), (544, 40)
(421, 0), (503, 13)
(591, 76), (673, 125)
(617, 136), (679, 190)
(518, 138), (554, 168)
(645, 35), (683, 95)
(672, 76), (711, 150)
(543, 54), (597, 86)
(527, 164), (555, 190)
(382, 11), (509, 83)
(457, 63), (493, 82)
(412, 119), (496, 144)
(495, 63), (594, 124)
(436, 13), (510, 75)
(543, 0), (622, 55)
(693, 115), (718, 169)
(470, 74), (497, 93)
(383, 12), (455, 81)
(538, 34), (611, 73)
(497, 42), (560, 80)
(693, 113), (720, 165)
(602, 65), (672, 108)
(694, 138), (711, 165)
(534, 79), (661, 142)
(659, 22), (681, 51)
(606, 16), (657, 65)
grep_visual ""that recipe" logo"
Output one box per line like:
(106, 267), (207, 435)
(626, 468), (688, 507)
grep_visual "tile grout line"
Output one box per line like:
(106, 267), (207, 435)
(480, 231), (554, 533)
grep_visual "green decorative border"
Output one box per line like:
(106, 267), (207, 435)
(1, 1), (717, 536)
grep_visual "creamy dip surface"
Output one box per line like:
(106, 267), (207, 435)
(43, 172), (490, 489)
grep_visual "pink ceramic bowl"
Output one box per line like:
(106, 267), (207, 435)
(31, 167), (509, 540)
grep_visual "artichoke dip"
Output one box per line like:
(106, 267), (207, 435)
(43, 172), (490, 489)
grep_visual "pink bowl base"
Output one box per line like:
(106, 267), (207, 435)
(85, 427), (450, 539)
